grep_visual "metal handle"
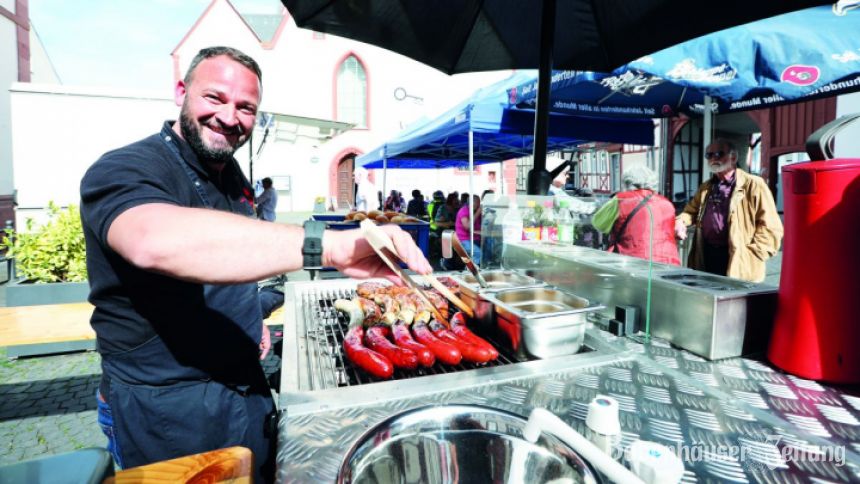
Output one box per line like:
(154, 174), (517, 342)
(805, 113), (860, 161)
(441, 230), (488, 288)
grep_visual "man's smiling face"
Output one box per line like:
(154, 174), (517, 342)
(175, 55), (260, 163)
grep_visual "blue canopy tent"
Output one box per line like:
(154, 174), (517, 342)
(511, 5), (860, 120)
(357, 72), (655, 261)
(357, 72), (655, 198)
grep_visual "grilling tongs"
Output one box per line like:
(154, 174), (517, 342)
(441, 230), (488, 288)
(360, 220), (475, 324)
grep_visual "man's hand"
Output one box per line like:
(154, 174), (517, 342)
(674, 219), (688, 240)
(260, 324), (271, 360)
(323, 225), (432, 283)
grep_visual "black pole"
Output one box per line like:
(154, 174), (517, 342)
(527, 0), (556, 195)
(248, 130), (254, 185)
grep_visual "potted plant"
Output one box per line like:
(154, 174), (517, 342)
(1, 202), (90, 306)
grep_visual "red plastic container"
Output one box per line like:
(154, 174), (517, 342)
(768, 159), (860, 382)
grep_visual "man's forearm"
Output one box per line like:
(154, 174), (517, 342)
(108, 203), (305, 284)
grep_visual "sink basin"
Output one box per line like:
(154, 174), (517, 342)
(338, 405), (600, 484)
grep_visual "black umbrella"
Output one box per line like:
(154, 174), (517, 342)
(283, 0), (830, 193)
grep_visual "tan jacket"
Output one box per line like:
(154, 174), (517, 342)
(676, 169), (783, 282)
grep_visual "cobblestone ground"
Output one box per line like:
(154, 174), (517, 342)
(0, 327), (283, 467)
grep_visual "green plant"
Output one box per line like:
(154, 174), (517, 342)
(1, 202), (87, 283)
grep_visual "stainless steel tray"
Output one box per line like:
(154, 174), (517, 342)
(482, 287), (604, 361)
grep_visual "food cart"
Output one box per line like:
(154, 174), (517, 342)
(272, 244), (860, 482)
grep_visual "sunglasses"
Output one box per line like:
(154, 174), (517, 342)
(704, 150), (727, 160)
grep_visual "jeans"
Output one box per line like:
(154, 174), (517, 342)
(96, 390), (124, 469)
(460, 240), (482, 265)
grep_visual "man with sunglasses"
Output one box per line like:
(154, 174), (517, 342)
(674, 138), (783, 282)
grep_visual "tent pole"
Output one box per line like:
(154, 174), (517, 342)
(703, 95), (713, 176)
(382, 157), (388, 211)
(468, 129), (475, 261)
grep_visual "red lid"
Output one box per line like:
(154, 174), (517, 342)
(782, 158), (860, 173)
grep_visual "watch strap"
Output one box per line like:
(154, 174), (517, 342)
(302, 220), (326, 269)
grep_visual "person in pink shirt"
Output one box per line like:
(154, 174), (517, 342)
(455, 194), (482, 264)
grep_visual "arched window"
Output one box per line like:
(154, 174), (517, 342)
(336, 55), (367, 128)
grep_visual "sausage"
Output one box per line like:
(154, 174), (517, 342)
(450, 312), (499, 360)
(365, 325), (419, 370)
(392, 323), (435, 367)
(430, 321), (495, 363)
(412, 322), (462, 365)
(343, 325), (394, 379)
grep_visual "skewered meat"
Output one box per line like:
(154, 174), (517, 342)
(335, 299), (393, 378)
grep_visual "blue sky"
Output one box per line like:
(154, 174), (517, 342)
(29, 0), (280, 91)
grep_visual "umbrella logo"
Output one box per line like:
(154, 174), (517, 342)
(781, 65), (820, 86)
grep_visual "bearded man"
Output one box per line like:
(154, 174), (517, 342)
(79, 46), (430, 482)
(675, 138), (783, 282)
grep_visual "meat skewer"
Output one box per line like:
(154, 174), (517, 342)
(334, 299), (393, 379)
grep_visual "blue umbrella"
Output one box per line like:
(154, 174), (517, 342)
(512, 5), (860, 118)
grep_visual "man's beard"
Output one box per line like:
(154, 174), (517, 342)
(179, 105), (245, 164)
(709, 161), (732, 174)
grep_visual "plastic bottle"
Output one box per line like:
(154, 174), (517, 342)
(522, 200), (541, 241)
(541, 200), (558, 242)
(557, 200), (575, 244)
(501, 200), (523, 268)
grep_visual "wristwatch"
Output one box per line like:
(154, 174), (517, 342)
(302, 220), (326, 269)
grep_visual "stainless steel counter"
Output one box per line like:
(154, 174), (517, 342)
(276, 280), (860, 483)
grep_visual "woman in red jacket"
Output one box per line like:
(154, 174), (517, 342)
(592, 165), (680, 265)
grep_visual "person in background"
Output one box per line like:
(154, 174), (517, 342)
(459, 192), (470, 209)
(435, 192), (460, 231)
(455, 194), (482, 264)
(406, 189), (426, 217)
(480, 189), (495, 201)
(675, 138), (783, 282)
(548, 178), (566, 196)
(427, 190), (445, 227)
(255, 177), (277, 222)
(79, 46), (431, 483)
(353, 167), (375, 212)
(592, 165), (680, 265)
(383, 190), (405, 212)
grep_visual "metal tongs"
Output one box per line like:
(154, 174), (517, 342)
(360, 220), (475, 324)
(441, 230), (488, 288)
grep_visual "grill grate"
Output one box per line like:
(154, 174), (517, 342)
(300, 288), (522, 391)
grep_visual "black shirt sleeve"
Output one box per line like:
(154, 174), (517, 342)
(80, 139), (182, 248)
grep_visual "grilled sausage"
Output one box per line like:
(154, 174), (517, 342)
(430, 320), (494, 363)
(450, 312), (499, 360)
(365, 325), (419, 370)
(343, 326), (394, 379)
(393, 323), (435, 367)
(412, 322), (462, 365)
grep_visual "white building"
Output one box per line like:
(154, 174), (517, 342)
(8, 0), (512, 226)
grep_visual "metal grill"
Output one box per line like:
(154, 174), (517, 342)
(300, 288), (523, 391)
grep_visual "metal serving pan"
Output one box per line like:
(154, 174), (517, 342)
(450, 270), (545, 331)
(481, 287), (604, 361)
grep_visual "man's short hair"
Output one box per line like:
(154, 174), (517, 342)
(412, 189), (421, 198)
(262, 177), (273, 188)
(183, 46), (262, 86)
(433, 190), (444, 199)
(710, 137), (738, 155)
